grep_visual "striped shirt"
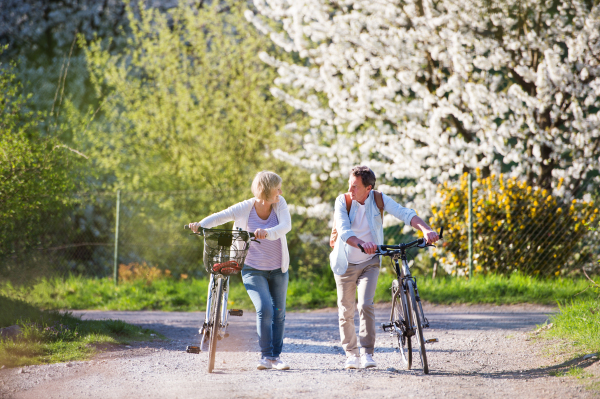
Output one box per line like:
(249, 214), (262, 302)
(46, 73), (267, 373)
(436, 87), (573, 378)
(244, 206), (282, 271)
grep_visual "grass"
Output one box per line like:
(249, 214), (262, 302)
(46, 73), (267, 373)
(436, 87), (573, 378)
(537, 296), (600, 392)
(376, 272), (596, 305)
(549, 366), (593, 378)
(544, 297), (600, 358)
(0, 295), (162, 368)
(1, 272), (596, 312)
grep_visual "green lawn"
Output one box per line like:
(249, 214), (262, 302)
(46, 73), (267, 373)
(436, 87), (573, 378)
(1, 272), (596, 312)
(544, 297), (600, 357)
(0, 295), (162, 368)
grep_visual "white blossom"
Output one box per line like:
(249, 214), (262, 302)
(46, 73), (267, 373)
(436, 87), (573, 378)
(250, 0), (600, 213)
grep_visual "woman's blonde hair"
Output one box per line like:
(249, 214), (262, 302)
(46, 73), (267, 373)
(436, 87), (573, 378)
(251, 171), (282, 200)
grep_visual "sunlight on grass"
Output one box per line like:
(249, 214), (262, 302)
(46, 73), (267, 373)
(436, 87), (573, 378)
(544, 298), (600, 358)
(1, 273), (597, 312)
(0, 295), (162, 368)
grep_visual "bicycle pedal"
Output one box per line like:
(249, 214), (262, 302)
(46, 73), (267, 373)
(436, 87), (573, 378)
(425, 338), (439, 344)
(186, 345), (200, 354)
(229, 309), (243, 316)
(381, 322), (394, 332)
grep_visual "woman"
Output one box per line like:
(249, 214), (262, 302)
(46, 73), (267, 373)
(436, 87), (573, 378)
(189, 171), (292, 370)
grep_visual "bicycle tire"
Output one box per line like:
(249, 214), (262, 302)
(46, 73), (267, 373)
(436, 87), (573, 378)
(408, 281), (429, 374)
(391, 280), (412, 369)
(208, 276), (224, 373)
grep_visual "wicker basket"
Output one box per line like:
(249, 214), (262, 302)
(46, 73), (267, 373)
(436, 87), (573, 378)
(202, 229), (252, 275)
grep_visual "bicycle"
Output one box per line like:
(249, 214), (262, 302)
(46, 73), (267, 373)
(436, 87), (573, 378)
(184, 226), (259, 373)
(358, 227), (443, 374)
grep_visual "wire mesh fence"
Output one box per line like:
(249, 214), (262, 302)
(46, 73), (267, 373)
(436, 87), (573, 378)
(429, 174), (600, 277)
(1, 176), (598, 283)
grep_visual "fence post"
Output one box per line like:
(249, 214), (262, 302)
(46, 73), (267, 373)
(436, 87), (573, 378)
(113, 190), (120, 286)
(468, 173), (473, 279)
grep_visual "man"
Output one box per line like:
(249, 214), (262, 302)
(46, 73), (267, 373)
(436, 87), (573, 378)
(330, 166), (439, 369)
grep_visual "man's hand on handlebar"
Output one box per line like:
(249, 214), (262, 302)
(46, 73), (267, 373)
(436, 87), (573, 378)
(422, 228), (439, 244)
(360, 241), (378, 254)
(188, 222), (202, 234)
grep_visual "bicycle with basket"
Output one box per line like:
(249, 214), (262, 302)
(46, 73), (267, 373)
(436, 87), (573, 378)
(184, 225), (259, 373)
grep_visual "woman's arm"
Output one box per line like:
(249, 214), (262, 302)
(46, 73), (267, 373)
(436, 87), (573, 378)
(264, 196), (292, 240)
(195, 201), (248, 230)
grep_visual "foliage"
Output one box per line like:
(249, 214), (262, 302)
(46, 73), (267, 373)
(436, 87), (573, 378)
(0, 49), (81, 264)
(0, 295), (159, 368)
(118, 262), (172, 284)
(66, 0), (342, 280)
(0, 0), (131, 115)
(76, 0), (295, 200)
(429, 173), (599, 276)
(248, 0), (600, 210)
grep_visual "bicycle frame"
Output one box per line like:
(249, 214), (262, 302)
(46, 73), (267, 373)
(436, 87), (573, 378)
(202, 273), (230, 340)
(389, 250), (428, 336)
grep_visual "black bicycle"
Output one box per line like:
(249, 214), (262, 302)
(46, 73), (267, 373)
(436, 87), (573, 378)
(359, 227), (443, 374)
(184, 226), (258, 373)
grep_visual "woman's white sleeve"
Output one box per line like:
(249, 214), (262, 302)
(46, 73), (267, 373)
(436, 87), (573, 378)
(264, 197), (292, 240)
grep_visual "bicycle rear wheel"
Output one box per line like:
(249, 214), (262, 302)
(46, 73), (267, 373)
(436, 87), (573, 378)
(208, 276), (224, 373)
(408, 281), (429, 374)
(391, 279), (411, 369)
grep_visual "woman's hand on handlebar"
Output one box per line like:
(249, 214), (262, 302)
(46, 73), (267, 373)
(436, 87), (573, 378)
(188, 222), (202, 234)
(254, 228), (268, 240)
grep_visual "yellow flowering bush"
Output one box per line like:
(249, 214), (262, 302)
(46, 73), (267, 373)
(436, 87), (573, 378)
(430, 173), (599, 277)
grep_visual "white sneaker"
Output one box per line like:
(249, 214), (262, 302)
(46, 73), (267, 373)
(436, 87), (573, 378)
(257, 358), (272, 370)
(361, 353), (377, 368)
(344, 355), (360, 369)
(270, 358), (290, 370)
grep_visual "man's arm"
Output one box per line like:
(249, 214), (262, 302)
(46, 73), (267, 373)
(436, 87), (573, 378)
(410, 215), (439, 244)
(335, 194), (378, 254)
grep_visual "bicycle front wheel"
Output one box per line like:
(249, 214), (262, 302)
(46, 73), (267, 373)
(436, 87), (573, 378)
(408, 281), (428, 374)
(208, 276), (224, 373)
(391, 279), (411, 369)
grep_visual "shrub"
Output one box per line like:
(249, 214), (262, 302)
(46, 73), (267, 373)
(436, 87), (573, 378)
(430, 173), (598, 277)
(118, 262), (171, 284)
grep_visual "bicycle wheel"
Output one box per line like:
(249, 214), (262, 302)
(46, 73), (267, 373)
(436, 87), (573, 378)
(208, 276), (224, 373)
(408, 281), (429, 374)
(391, 279), (412, 369)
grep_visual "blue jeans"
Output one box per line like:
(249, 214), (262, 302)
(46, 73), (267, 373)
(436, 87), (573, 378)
(241, 265), (289, 360)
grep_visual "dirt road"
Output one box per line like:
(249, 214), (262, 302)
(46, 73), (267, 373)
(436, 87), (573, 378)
(1, 304), (596, 398)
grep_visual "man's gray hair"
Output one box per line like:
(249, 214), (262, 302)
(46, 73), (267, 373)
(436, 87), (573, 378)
(350, 166), (376, 189)
(251, 171), (282, 200)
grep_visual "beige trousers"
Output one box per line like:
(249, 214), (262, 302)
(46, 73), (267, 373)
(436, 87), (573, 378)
(334, 257), (380, 356)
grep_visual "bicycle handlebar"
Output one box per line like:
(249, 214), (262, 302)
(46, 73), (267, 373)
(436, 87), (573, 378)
(357, 227), (443, 256)
(184, 225), (256, 239)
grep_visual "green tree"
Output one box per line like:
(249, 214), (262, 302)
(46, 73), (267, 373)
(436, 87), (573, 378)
(72, 1), (340, 278)
(0, 49), (80, 269)
(77, 1), (294, 206)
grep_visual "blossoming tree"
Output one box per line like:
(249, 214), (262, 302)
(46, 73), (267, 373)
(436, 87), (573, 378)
(247, 0), (600, 211)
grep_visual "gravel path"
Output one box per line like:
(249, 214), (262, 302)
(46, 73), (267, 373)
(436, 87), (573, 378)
(0, 303), (596, 398)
